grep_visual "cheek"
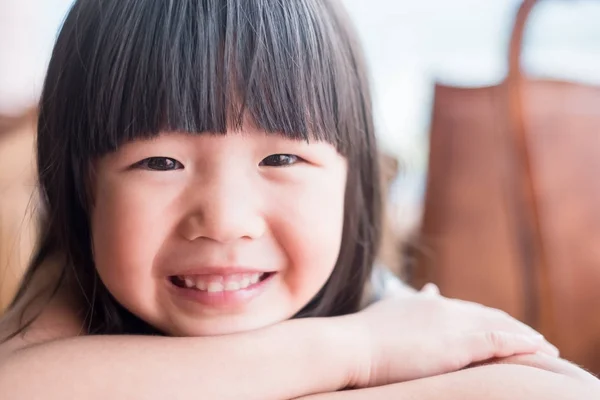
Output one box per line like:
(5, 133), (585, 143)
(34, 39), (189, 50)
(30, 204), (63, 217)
(270, 169), (347, 295)
(90, 180), (174, 306)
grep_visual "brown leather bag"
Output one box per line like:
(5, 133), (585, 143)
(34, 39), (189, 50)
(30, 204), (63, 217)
(413, 0), (600, 374)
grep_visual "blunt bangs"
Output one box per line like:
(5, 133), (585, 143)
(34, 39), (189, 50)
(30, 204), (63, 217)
(52, 0), (366, 158)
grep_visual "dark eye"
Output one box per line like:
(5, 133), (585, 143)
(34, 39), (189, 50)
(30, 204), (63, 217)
(260, 154), (299, 167)
(136, 157), (183, 171)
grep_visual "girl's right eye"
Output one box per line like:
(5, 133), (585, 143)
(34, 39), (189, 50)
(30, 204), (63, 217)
(134, 157), (183, 171)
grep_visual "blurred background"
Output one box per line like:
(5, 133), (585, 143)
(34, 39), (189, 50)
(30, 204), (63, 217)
(1, 0), (599, 374)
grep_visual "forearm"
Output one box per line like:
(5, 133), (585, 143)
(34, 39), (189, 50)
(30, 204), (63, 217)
(0, 318), (351, 400)
(487, 353), (600, 384)
(297, 364), (600, 400)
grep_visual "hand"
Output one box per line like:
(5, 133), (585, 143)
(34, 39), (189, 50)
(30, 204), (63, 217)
(340, 289), (559, 388)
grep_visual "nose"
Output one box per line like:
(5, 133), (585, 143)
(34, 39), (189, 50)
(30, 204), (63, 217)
(179, 173), (266, 244)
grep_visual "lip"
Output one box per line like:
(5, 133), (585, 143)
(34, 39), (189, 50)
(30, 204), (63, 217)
(166, 272), (276, 309)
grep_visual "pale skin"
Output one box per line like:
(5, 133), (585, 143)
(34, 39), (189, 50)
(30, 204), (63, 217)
(1, 132), (599, 399)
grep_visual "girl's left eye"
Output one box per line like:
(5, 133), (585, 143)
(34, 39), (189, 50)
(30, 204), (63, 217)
(135, 157), (183, 171)
(259, 154), (300, 167)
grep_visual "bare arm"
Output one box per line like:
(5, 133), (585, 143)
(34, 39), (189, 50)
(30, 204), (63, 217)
(0, 317), (352, 400)
(0, 263), (353, 400)
(297, 363), (600, 400)
(0, 262), (568, 400)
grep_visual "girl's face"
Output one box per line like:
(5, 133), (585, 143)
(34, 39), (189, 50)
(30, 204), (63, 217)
(90, 127), (347, 336)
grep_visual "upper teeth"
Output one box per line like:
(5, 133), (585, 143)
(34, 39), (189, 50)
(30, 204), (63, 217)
(180, 273), (264, 292)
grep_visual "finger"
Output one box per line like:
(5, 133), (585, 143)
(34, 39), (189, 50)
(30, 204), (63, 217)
(462, 302), (546, 338)
(455, 331), (556, 367)
(448, 300), (559, 357)
(475, 315), (559, 357)
(540, 341), (561, 357)
(491, 310), (542, 337)
(494, 315), (557, 353)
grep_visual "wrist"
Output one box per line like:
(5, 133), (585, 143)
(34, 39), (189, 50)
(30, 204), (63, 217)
(279, 316), (361, 393)
(327, 314), (371, 389)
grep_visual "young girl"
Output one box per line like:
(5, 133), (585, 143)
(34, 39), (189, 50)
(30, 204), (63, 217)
(0, 0), (598, 399)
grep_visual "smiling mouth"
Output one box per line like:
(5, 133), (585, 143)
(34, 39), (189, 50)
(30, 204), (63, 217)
(170, 272), (274, 293)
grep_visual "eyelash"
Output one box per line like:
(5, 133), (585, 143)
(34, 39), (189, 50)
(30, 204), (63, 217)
(135, 154), (301, 171)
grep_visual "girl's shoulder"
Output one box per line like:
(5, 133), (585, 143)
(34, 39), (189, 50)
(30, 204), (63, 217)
(361, 264), (417, 309)
(0, 257), (85, 360)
